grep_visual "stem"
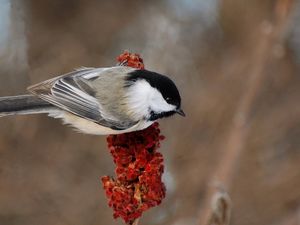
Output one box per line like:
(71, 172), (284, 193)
(132, 218), (139, 225)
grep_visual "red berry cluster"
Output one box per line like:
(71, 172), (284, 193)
(116, 51), (145, 69)
(101, 52), (166, 225)
(102, 123), (166, 224)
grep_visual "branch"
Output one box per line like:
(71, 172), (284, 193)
(196, 1), (295, 224)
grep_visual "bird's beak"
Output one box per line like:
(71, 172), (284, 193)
(176, 108), (186, 117)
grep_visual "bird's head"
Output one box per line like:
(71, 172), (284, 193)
(125, 69), (185, 121)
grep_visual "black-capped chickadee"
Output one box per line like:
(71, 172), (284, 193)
(0, 66), (184, 135)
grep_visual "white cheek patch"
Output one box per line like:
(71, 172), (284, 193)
(126, 80), (176, 120)
(149, 88), (176, 112)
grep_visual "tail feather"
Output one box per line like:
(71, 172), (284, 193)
(0, 94), (56, 117)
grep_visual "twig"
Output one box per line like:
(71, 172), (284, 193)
(132, 218), (140, 225)
(208, 190), (231, 225)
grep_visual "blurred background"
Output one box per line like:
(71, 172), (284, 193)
(0, 0), (300, 225)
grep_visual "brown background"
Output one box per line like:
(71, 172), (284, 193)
(0, 0), (300, 225)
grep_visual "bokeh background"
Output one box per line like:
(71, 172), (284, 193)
(0, 0), (300, 225)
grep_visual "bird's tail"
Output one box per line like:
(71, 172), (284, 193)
(0, 94), (55, 117)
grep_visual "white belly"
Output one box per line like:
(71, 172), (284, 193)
(49, 111), (153, 135)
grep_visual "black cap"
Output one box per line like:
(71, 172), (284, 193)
(127, 69), (182, 110)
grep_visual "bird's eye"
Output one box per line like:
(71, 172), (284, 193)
(166, 97), (171, 102)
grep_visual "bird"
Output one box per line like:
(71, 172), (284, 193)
(0, 66), (184, 135)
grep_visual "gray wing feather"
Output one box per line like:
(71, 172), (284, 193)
(27, 67), (137, 130)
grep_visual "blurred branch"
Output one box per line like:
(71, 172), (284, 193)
(196, 0), (295, 225)
(275, 0), (294, 22)
(208, 190), (231, 225)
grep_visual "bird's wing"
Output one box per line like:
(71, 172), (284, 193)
(27, 67), (137, 130)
